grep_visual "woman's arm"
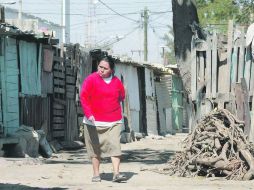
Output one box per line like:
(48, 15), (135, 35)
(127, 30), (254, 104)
(80, 77), (93, 118)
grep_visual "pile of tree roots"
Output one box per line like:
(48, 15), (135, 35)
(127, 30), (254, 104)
(165, 109), (254, 180)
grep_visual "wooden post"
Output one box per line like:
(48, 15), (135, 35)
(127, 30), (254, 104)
(231, 45), (238, 84)
(199, 51), (205, 84)
(235, 78), (251, 137)
(206, 36), (212, 99)
(212, 32), (217, 98)
(244, 46), (252, 91)
(238, 27), (245, 82)
(191, 37), (197, 101)
(249, 49), (254, 95)
(250, 89), (254, 142)
(226, 20), (234, 92)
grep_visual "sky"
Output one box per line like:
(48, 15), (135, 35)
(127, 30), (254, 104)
(5, 0), (172, 63)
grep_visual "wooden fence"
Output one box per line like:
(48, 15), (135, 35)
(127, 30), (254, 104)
(191, 21), (254, 140)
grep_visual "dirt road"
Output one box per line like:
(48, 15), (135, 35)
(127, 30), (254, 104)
(1, 134), (254, 190)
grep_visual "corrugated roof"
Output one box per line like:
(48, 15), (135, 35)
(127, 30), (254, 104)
(0, 22), (59, 44)
(5, 7), (61, 27)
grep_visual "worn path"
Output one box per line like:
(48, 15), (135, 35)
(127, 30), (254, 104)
(1, 134), (254, 190)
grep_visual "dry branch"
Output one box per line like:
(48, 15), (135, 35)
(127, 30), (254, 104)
(162, 109), (254, 180)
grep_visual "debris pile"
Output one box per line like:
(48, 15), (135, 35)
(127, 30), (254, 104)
(164, 109), (254, 180)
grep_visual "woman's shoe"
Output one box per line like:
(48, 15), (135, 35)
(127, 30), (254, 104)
(112, 174), (127, 182)
(92, 176), (101, 182)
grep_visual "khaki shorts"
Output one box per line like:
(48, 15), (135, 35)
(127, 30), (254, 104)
(83, 123), (122, 158)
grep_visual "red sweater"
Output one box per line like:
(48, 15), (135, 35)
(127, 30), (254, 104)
(80, 72), (125, 122)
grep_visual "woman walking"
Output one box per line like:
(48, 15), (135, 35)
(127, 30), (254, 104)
(80, 55), (127, 183)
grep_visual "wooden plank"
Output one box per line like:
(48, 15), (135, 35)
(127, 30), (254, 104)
(53, 103), (64, 109)
(54, 78), (65, 86)
(212, 32), (218, 98)
(66, 85), (75, 92)
(226, 20), (234, 92)
(250, 90), (254, 142)
(241, 78), (251, 137)
(234, 79), (251, 136)
(250, 59), (254, 95)
(199, 52), (205, 84)
(54, 71), (65, 79)
(238, 27), (245, 82)
(52, 124), (65, 130)
(196, 41), (208, 51)
(53, 64), (65, 72)
(191, 37), (197, 101)
(65, 100), (78, 141)
(244, 46), (252, 91)
(66, 92), (75, 99)
(66, 67), (74, 75)
(66, 76), (76, 84)
(206, 36), (212, 99)
(52, 130), (65, 137)
(53, 56), (64, 63)
(53, 117), (65, 123)
(231, 47), (238, 84)
(53, 98), (66, 106)
(54, 87), (65, 94)
(53, 109), (65, 116)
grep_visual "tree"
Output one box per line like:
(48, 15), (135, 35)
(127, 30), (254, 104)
(236, 0), (254, 24)
(172, 0), (199, 93)
(196, 0), (254, 31)
(163, 26), (176, 65)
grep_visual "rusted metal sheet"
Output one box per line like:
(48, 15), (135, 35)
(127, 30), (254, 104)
(20, 97), (51, 133)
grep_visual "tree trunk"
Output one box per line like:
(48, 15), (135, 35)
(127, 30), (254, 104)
(172, 0), (199, 93)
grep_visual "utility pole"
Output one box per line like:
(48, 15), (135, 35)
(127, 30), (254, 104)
(61, 0), (65, 44)
(143, 7), (148, 62)
(65, 0), (70, 43)
(18, 0), (22, 20)
(85, 0), (97, 49)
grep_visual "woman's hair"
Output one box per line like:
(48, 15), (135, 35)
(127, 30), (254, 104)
(98, 55), (115, 70)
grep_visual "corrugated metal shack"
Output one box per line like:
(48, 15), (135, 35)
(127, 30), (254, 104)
(0, 21), (90, 156)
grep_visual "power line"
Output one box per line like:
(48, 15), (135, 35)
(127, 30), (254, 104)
(97, 0), (140, 23)
(150, 10), (172, 15)
(99, 25), (140, 48)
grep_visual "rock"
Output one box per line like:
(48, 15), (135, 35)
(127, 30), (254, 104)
(134, 132), (144, 141)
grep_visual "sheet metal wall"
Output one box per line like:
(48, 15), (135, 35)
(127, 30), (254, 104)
(145, 68), (158, 135)
(114, 63), (140, 133)
(1, 38), (19, 135)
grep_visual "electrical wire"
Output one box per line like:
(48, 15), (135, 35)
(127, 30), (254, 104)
(97, 0), (140, 23)
(98, 25), (140, 48)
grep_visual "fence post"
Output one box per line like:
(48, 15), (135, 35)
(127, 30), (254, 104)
(212, 32), (217, 98)
(226, 20), (234, 92)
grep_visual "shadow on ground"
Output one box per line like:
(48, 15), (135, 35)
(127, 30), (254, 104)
(44, 148), (175, 165)
(0, 183), (67, 190)
(121, 149), (175, 164)
(45, 149), (90, 165)
(100, 172), (138, 182)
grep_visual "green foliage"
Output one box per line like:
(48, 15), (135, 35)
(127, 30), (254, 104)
(163, 26), (176, 65)
(196, 0), (254, 30)
(235, 0), (254, 24)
